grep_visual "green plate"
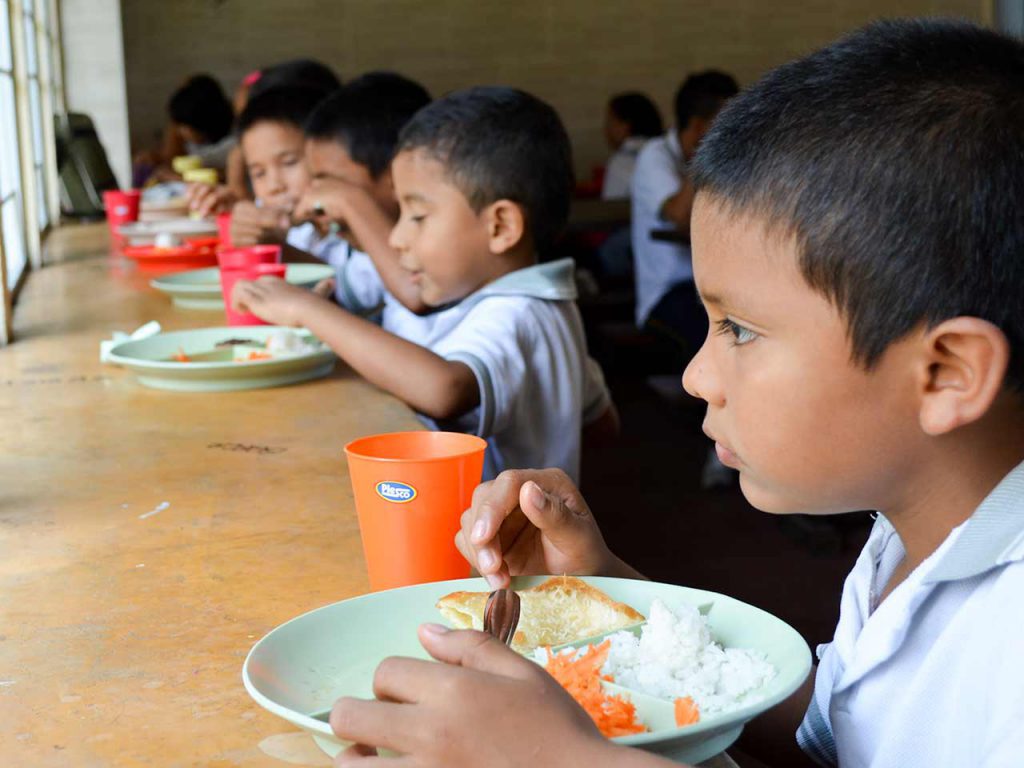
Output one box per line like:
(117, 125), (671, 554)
(243, 576), (811, 764)
(150, 264), (336, 310)
(108, 326), (336, 391)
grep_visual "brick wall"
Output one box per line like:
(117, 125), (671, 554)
(121, 0), (987, 178)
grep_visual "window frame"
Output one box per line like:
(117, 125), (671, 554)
(0, 0), (63, 345)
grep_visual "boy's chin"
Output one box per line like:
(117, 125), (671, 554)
(738, 474), (815, 516)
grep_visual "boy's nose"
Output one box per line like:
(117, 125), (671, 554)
(682, 337), (723, 406)
(387, 219), (405, 252)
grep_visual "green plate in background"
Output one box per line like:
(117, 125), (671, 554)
(108, 326), (336, 391)
(243, 576), (811, 764)
(150, 264), (335, 310)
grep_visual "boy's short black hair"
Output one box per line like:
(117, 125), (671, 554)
(249, 58), (341, 100)
(168, 74), (234, 143)
(674, 70), (739, 130)
(236, 87), (327, 138)
(304, 71), (431, 178)
(608, 92), (663, 138)
(397, 86), (574, 254)
(692, 19), (1024, 389)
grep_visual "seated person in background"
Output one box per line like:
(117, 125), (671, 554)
(134, 74), (236, 186)
(232, 87), (616, 482)
(326, 21), (1024, 768)
(592, 91), (665, 282)
(630, 70), (737, 353)
(601, 92), (663, 200)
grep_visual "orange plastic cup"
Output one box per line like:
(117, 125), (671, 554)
(220, 261), (287, 326)
(345, 431), (487, 591)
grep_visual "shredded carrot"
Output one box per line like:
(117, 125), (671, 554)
(173, 347), (190, 362)
(244, 351), (273, 361)
(674, 696), (700, 727)
(543, 641), (647, 738)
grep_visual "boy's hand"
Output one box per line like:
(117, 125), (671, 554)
(230, 201), (291, 247)
(312, 277), (337, 299)
(230, 277), (317, 327)
(330, 624), (612, 768)
(293, 178), (364, 236)
(186, 182), (236, 218)
(455, 469), (622, 589)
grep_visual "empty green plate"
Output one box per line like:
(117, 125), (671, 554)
(150, 264), (336, 310)
(243, 576), (811, 764)
(108, 326), (336, 391)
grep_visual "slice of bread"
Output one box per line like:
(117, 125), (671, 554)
(436, 575), (645, 653)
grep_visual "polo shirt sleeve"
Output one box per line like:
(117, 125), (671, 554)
(437, 298), (530, 439)
(582, 355), (611, 425)
(631, 140), (681, 220)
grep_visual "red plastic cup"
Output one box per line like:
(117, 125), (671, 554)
(102, 189), (141, 235)
(217, 244), (281, 270)
(220, 261), (288, 326)
(344, 431), (488, 591)
(216, 212), (233, 249)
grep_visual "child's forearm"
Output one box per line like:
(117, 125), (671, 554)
(337, 192), (430, 314)
(298, 299), (479, 419)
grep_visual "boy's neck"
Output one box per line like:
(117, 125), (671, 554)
(883, 399), (1024, 573)
(476, 243), (537, 289)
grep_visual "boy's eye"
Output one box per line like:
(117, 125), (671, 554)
(715, 318), (759, 346)
(410, 214), (426, 224)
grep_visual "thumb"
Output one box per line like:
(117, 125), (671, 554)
(518, 481), (582, 541)
(417, 625), (532, 679)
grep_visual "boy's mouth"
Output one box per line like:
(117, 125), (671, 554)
(703, 425), (741, 468)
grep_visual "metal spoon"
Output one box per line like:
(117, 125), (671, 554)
(483, 589), (521, 647)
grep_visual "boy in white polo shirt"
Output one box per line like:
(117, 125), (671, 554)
(233, 86), (614, 483)
(324, 20), (1024, 768)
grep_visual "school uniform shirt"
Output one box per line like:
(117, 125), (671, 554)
(601, 136), (648, 200)
(402, 259), (610, 483)
(286, 226), (385, 317)
(797, 461), (1024, 767)
(630, 130), (693, 327)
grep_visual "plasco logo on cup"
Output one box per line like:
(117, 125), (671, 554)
(375, 481), (417, 504)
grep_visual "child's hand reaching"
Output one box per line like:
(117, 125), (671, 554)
(230, 277), (319, 327)
(293, 178), (365, 236)
(230, 201), (292, 247)
(330, 624), (617, 768)
(455, 469), (638, 589)
(186, 183), (236, 218)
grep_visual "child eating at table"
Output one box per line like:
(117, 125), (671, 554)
(232, 87), (614, 483)
(291, 71), (432, 315)
(224, 87), (328, 255)
(325, 20), (1024, 768)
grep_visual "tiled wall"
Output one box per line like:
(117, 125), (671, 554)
(120, 0), (986, 178)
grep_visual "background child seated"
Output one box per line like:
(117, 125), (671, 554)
(325, 20), (1024, 768)
(220, 87), (328, 255)
(601, 91), (663, 200)
(232, 87), (614, 483)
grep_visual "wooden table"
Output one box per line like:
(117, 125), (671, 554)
(0, 224), (421, 767)
(0, 224), (740, 768)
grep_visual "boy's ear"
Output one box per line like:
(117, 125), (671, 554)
(483, 199), (526, 255)
(918, 317), (1010, 435)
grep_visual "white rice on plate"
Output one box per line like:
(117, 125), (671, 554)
(537, 599), (776, 716)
